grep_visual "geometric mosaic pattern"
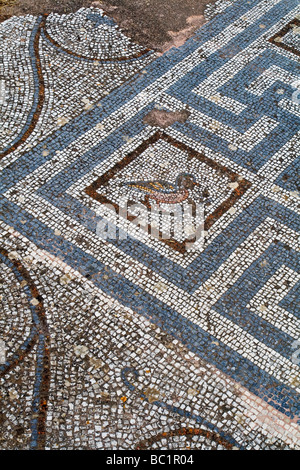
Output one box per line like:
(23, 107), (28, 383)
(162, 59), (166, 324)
(0, 0), (299, 450)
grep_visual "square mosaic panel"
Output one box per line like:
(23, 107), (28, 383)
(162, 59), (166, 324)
(85, 132), (251, 253)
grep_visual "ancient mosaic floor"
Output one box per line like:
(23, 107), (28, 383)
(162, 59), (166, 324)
(0, 0), (299, 451)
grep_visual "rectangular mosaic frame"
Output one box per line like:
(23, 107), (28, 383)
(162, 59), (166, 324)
(269, 18), (300, 57)
(85, 131), (252, 254)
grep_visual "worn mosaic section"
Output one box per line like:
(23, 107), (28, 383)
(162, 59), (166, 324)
(0, 0), (299, 450)
(204, 0), (239, 21)
(1, 224), (299, 450)
(0, 8), (155, 166)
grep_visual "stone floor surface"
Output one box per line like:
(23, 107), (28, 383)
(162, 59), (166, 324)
(0, 0), (299, 451)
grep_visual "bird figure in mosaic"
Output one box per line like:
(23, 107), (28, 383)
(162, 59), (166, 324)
(121, 173), (200, 205)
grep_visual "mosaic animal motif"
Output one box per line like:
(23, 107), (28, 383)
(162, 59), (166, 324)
(121, 173), (202, 204)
